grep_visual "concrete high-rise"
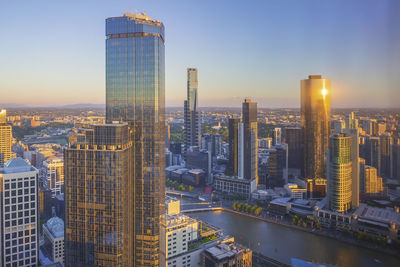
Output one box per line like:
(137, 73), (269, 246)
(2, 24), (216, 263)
(327, 134), (353, 212)
(242, 99), (258, 182)
(301, 75), (331, 179)
(184, 68), (201, 153)
(104, 12), (165, 266)
(0, 158), (39, 267)
(65, 123), (133, 266)
(0, 109), (12, 167)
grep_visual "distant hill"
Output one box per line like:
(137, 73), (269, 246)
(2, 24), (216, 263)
(59, 103), (105, 109)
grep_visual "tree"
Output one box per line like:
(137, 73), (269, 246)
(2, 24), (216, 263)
(232, 202), (238, 210)
(246, 205), (252, 213)
(254, 207), (263, 216)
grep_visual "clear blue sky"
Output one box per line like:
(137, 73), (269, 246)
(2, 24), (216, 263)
(0, 0), (399, 108)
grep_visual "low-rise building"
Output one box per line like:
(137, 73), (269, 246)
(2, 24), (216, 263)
(268, 197), (292, 215)
(182, 169), (206, 186)
(284, 183), (306, 199)
(214, 175), (257, 197)
(201, 241), (252, 267)
(43, 217), (64, 264)
(352, 203), (400, 242)
(160, 198), (249, 267)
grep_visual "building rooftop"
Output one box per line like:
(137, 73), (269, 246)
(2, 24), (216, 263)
(2, 158), (34, 174)
(188, 169), (205, 175)
(204, 241), (250, 261)
(353, 203), (400, 225)
(163, 214), (197, 229)
(44, 216), (64, 238)
(270, 197), (292, 205)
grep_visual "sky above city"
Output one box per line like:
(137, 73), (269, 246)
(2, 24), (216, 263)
(0, 0), (399, 108)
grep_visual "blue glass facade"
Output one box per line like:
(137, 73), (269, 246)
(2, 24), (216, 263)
(106, 13), (165, 266)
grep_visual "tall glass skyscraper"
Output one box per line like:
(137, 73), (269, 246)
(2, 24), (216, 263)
(301, 75), (331, 179)
(105, 12), (165, 266)
(184, 68), (201, 153)
(242, 99), (258, 182)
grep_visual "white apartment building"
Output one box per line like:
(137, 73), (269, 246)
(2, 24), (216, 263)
(160, 199), (199, 266)
(0, 158), (39, 267)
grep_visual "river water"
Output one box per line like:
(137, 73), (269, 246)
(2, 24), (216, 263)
(190, 210), (400, 267)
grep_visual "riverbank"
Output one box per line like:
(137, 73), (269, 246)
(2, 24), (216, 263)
(190, 210), (400, 267)
(220, 207), (400, 259)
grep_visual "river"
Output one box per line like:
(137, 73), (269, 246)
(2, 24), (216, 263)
(190, 210), (400, 267)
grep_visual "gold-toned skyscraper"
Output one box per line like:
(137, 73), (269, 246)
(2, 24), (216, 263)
(64, 123), (133, 266)
(301, 75), (331, 179)
(0, 109), (12, 167)
(327, 133), (352, 212)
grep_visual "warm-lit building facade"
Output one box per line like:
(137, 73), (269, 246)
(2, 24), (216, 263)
(43, 157), (64, 197)
(301, 75), (331, 179)
(64, 123), (134, 266)
(360, 160), (384, 195)
(160, 199), (199, 267)
(306, 178), (327, 199)
(327, 134), (352, 212)
(105, 12), (165, 266)
(0, 109), (12, 167)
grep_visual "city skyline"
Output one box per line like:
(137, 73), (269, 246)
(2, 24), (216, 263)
(0, 2), (400, 266)
(1, 0), (400, 108)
